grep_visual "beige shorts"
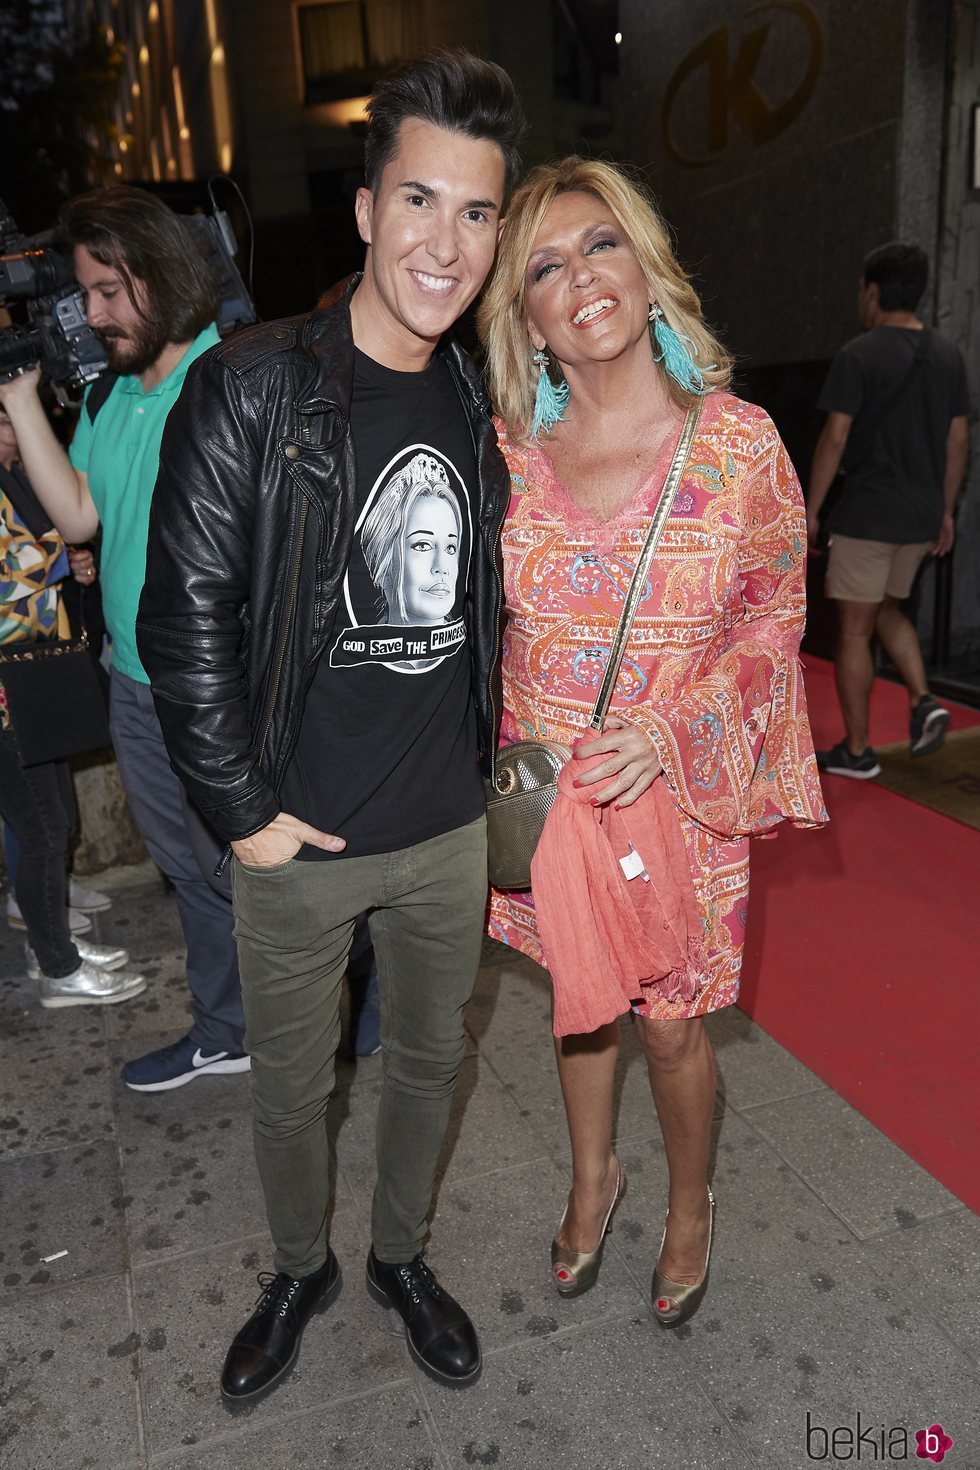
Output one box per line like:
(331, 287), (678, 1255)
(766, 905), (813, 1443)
(825, 535), (932, 602)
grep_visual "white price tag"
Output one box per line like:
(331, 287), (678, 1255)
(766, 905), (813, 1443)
(619, 845), (649, 882)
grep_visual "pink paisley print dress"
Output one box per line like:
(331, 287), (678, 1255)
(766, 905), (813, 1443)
(488, 392), (828, 1020)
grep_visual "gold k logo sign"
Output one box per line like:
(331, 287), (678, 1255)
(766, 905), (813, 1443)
(662, 0), (823, 167)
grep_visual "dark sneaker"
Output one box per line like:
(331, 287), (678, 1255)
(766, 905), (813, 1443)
(815, 741), (882, 780)
(122, 1033), (250, 1092)
(366, 1248), (481, 1387)
(909, 694), (950, 757)
(221, 1250), (342, 1410)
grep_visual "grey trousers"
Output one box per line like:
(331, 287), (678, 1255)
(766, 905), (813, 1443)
(231, 815), (488, 1276)
(109, 669), (244, 1053)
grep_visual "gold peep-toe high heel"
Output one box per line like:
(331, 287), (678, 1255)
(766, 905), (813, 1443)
(651, 1188), (715, 1327)
(550, 1161), (627, 1298)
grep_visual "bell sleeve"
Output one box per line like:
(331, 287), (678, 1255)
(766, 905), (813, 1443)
(635, 420), (827, 839)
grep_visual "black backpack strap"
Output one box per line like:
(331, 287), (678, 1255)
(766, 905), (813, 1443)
(862, 329), (930, 437)
(847, 330), (930, 472)
(85, 371), (119, 424)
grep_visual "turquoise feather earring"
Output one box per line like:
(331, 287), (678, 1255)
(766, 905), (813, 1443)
(531, 347), (569, 438)
(649, 304), (706, 394)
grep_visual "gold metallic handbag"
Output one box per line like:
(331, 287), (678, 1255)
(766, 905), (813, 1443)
(485, 736), (573, 890)
(486, 401), (702, 891)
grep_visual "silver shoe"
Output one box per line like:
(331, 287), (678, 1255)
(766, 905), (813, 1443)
(39, 961), (146, 1009)
(26, 937), (130, 979)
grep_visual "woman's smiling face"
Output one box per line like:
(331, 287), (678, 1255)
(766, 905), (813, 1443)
(400, 491), (460, 623)
(523, 191), (653, 371)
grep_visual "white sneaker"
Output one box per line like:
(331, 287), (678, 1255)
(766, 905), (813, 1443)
(26, 937), (131, 980)
(39, 961), (146, 1008)
(68, 878), (112, 912)
(7, 894), (92, 934)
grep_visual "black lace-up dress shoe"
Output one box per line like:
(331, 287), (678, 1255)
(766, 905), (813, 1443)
(366, 1248), (481, 1387)
(220, 1248), (341, 1409)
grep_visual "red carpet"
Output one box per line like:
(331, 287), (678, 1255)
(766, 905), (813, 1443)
(739, 656), (980, 1213)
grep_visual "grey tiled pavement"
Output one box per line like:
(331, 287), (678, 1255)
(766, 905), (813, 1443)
(1, 864), (978, 1470)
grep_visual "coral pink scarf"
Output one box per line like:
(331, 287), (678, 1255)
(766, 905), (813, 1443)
(530, 743), (707, 1037)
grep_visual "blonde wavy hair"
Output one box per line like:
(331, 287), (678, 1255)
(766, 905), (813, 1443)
(477, 156), (732, 442)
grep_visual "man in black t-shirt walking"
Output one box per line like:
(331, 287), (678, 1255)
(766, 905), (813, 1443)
(136, 52), (525, 1408)
(807, 242), (970, 778)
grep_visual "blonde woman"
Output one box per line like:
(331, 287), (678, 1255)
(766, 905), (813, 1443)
(478, 158), (825, 1324)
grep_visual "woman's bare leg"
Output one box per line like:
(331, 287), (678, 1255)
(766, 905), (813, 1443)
(637, 1014), (716, 1282)
(553, 1019), (622, 1251)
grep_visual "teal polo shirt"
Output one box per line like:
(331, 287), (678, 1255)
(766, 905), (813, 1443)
(69, 323), (221, 683)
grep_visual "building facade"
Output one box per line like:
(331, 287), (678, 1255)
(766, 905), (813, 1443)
(68, 0), (621, 314)
(620, 0), (980, 682)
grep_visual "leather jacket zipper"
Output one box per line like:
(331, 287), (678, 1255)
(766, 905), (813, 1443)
(485, 499), (504, 767)
(258, 498), (309, 766)
(213, 489), (310, 878)
(464, 404), (506, 769)
(213, 497), (309, 879)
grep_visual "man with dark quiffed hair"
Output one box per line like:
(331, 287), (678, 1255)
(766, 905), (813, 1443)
(136, 50), (525, 1405)
(0, 187), (246, 1084)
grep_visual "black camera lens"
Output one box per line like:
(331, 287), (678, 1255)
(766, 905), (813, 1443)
(0, 247), (69, 299)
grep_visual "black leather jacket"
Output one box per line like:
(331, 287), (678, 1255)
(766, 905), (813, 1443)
(136, 276), (508, 844)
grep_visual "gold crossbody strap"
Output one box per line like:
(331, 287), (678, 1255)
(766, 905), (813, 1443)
(588, 398), (702, 732)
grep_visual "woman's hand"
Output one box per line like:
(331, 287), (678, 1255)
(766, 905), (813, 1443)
(572, 716), (662, 808)
(69, 547), (97, 584)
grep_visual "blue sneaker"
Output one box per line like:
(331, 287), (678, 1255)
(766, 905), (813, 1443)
(122, 1033), (250, 1092)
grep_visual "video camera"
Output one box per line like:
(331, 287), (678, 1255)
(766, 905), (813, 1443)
(0, 192), (256, 407)
(0, 198), (106, 404)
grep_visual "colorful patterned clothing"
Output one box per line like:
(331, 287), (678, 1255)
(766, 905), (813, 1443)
(488, 392), (828, 1021)
(0, 486), (69, 646)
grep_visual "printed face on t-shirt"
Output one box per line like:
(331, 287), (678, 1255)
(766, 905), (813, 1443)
(378, 484), (460, 624)
(332, 445), (471, 673)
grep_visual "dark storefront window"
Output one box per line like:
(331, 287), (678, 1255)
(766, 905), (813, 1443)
(299, 0), (421, 104)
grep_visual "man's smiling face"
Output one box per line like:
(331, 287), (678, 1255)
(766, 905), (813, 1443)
(353, 117), (506, 367)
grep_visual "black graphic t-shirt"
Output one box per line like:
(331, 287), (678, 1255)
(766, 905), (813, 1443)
(279, 347), (485, 859)
(818, 326), (971, 542)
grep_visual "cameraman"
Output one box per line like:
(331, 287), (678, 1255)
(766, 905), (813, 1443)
(0, 187), (246, 1092)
